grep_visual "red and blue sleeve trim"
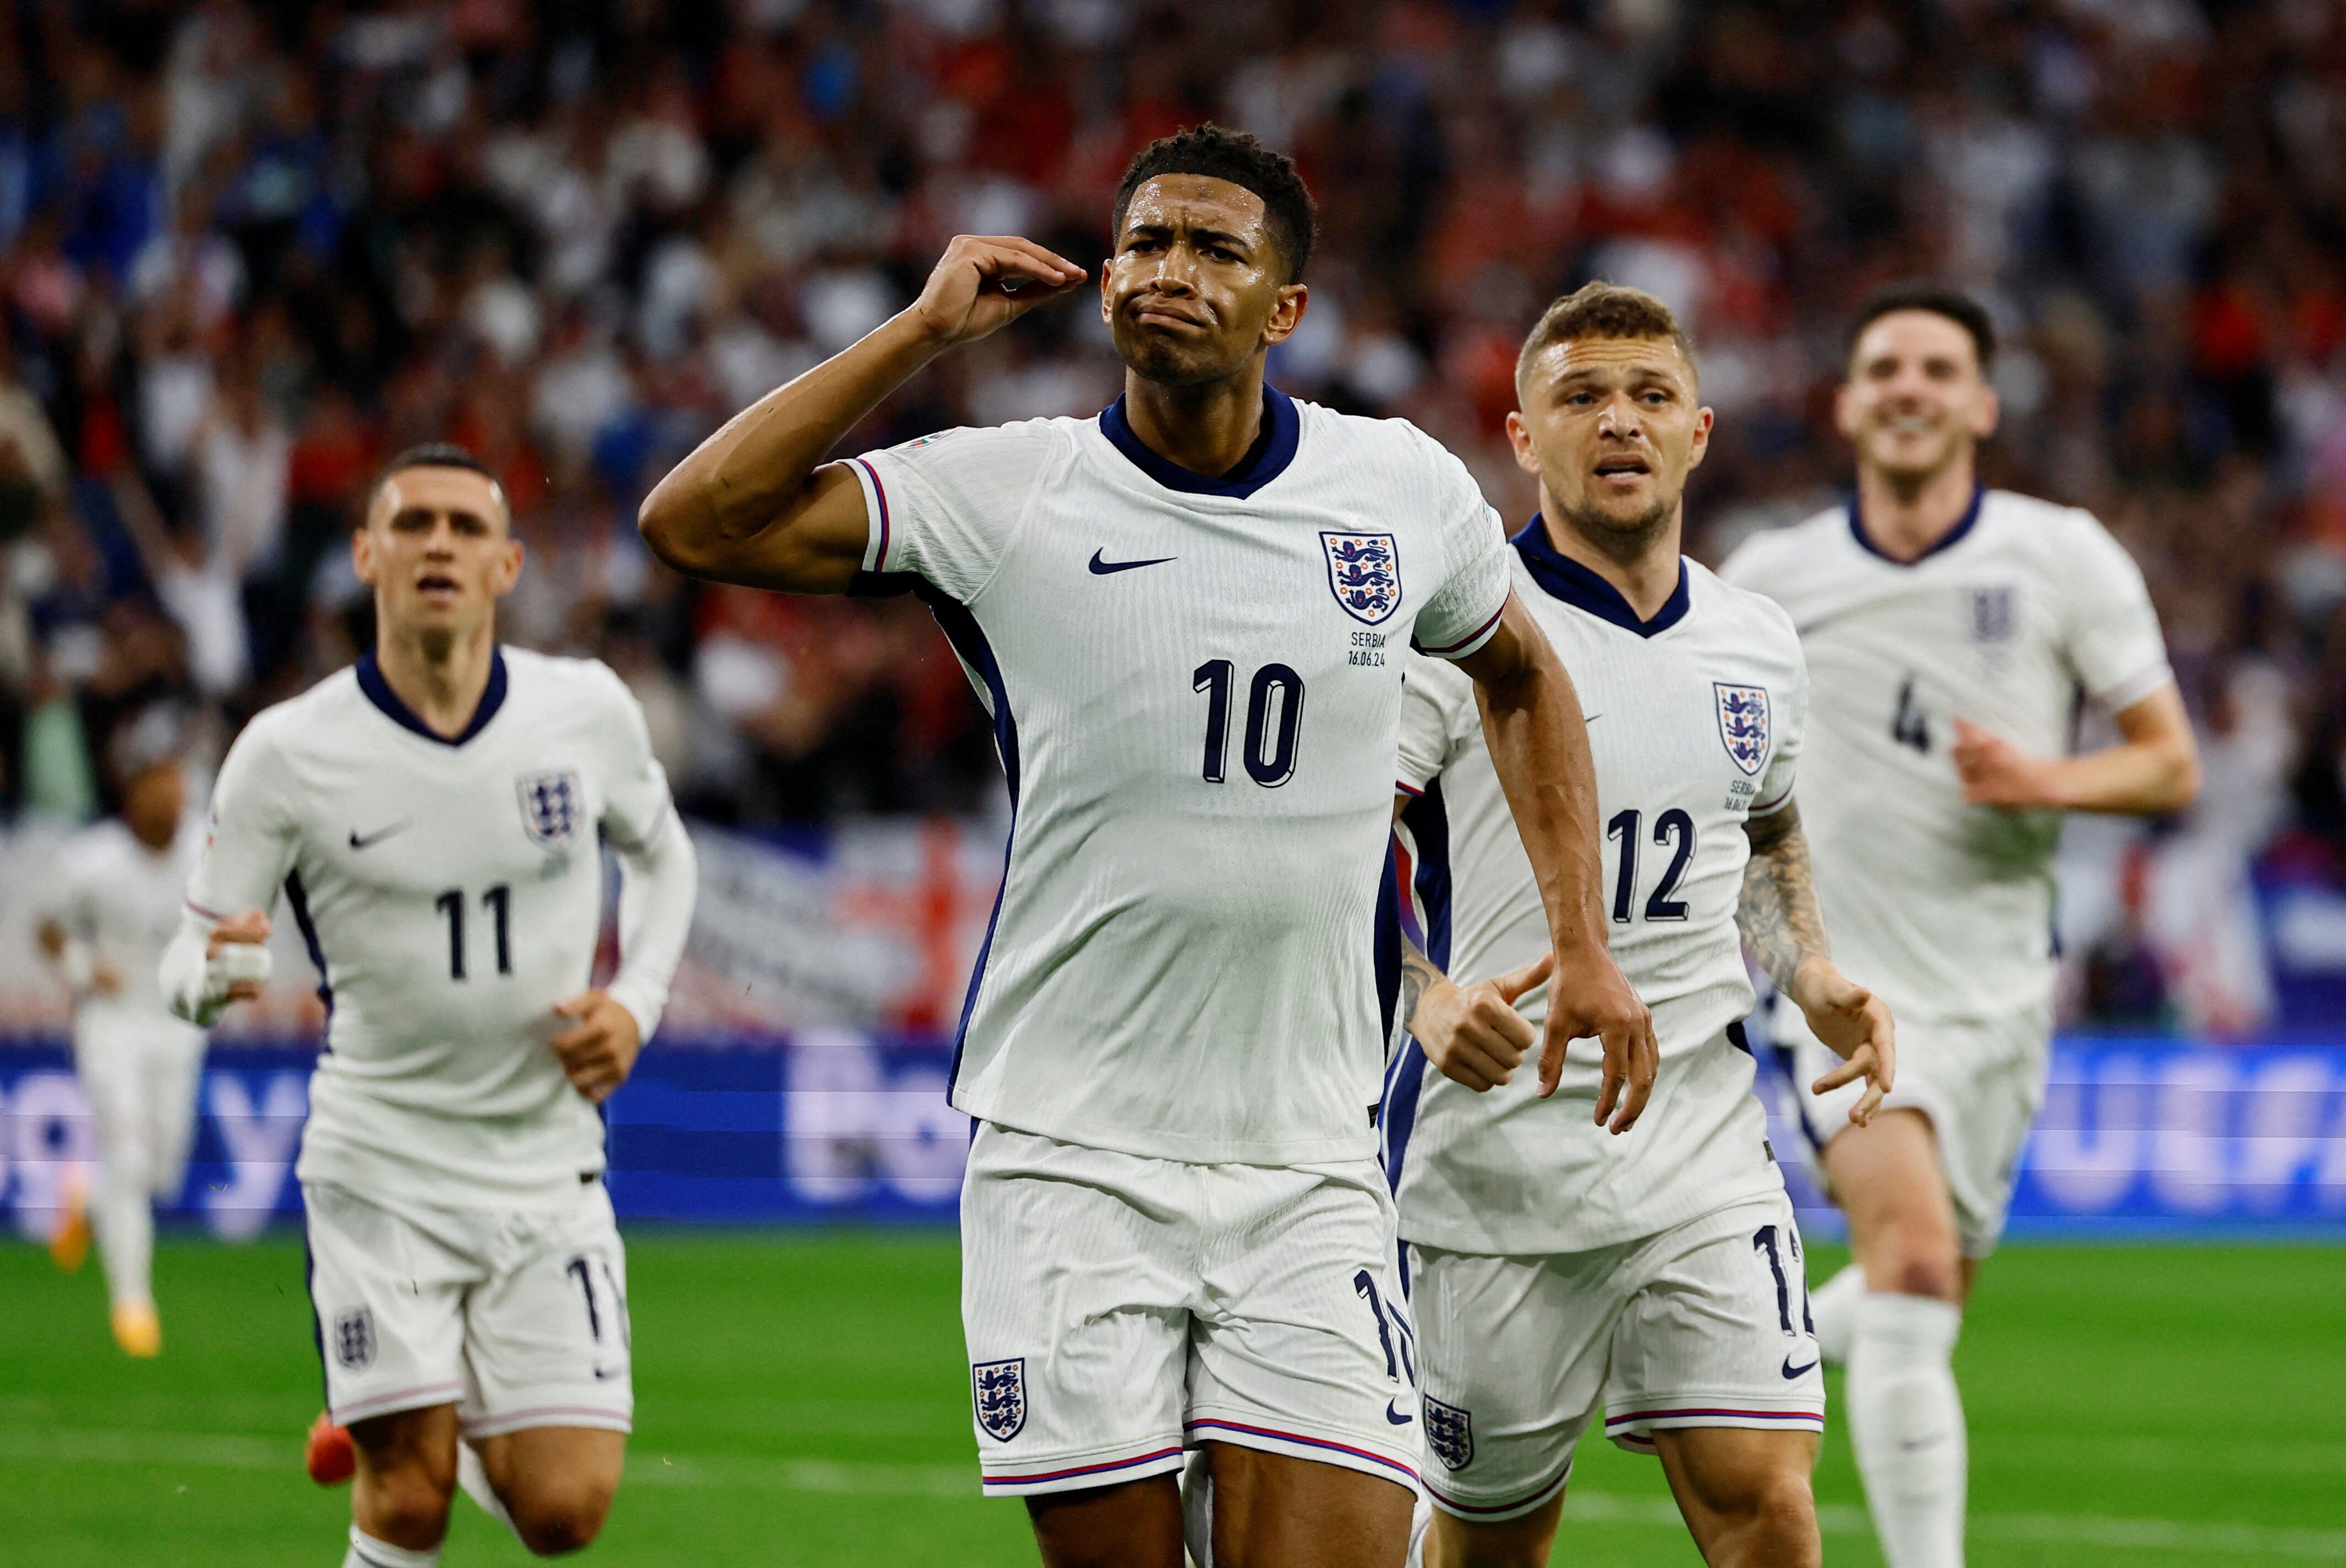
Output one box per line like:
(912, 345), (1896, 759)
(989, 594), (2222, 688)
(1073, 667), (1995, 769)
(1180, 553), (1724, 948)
(849, 457), (890, 571)
(1417, 600), (1506, 659)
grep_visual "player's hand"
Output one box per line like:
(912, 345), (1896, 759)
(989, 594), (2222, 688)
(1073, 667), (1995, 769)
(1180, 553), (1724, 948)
(205, 911), (273, 1004)
(1952, 718), (2066, 809)
(89, 960), (123, 997)
(1795, 956), (1896, 1126)
(551, 991), (643, 1105)
(1540, 943), (1658, 1134)
(906, 236), (1088, 350)
(1412, 953), (1552, 1093)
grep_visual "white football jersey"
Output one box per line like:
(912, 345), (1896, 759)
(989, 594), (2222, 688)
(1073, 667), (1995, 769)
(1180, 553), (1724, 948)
(848, 387), (1511, 1164)
(184, 648), (682, 1206)
(49, 817), (207, 1043)
(1719, 488), (2171, 1021)
(1388, 525), (1806, 1254)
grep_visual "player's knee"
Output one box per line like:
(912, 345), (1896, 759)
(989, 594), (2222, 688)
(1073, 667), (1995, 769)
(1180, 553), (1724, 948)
(1874, 1240), (1961, 1303)
(1729, 1471), (1821, 1568)
(506, 1474), (617, 1556)
(362, 1468), (456, 1547)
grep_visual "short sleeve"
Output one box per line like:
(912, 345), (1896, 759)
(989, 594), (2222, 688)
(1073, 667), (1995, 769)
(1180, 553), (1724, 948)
(846, 424), (1056, 603)
(1752, 629), (1808, 816)
(591, 665), (680, 850)
(2057, 512), (2172, 710)
(185, 719), (298, 922)
(1397, 651), (1478, 795)
(1412, 448), (1511, 661)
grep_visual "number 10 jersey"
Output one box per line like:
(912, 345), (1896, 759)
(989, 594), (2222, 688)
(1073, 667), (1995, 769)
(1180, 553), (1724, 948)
(849, 387), (1511, 1166)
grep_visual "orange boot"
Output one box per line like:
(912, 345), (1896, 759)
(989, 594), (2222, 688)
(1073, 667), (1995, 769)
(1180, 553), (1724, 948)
(305, 1412), (355, 1485)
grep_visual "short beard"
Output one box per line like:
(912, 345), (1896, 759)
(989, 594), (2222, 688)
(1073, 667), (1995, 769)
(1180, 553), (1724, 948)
(1554, 496), (1675, 567)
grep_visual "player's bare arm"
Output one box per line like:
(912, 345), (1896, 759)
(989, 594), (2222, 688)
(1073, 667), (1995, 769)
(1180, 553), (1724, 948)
(1456, 596), (1658, 1131)
(638, 236), (1087, 592)
(1738, 799), (1895, 1124)
(1952, 681), (2200, 816)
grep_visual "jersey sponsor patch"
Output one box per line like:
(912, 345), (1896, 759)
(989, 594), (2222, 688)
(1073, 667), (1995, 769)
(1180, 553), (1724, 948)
(516, 770), (583, 848)
(333, 1307), (376, 1371)
(1423, 1395), (1473, 1470)
(1322, 531), (1402, 625)
(972, 1357), (1028, 1441)
(1713, 683), (1772, 776)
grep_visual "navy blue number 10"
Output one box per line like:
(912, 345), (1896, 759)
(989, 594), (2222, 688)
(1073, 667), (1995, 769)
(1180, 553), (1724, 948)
(1194, 661), (1306, 787)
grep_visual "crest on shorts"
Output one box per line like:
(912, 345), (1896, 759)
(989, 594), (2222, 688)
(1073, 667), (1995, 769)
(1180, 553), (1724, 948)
(1714, 683), (1772, 777)
(1424, 1396), (1473, 1471)
(1969, 585), (2016, 644)
(1322, 532), (1403, 625)
(333, 1307), (375, 1371)
(516, 770), (583, 847)
(972, 1358), (1027, 1442)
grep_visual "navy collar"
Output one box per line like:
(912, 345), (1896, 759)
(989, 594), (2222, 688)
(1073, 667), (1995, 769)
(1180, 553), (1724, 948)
(1849, 484), (1984, 565)
(1511, 515), (1691, 638)
(1098, 384), (1301, 499)
(356, 647), (509, 746)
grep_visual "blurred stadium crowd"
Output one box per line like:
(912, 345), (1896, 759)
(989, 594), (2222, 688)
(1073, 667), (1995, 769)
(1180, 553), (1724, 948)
(4, 0), (2346, 1028)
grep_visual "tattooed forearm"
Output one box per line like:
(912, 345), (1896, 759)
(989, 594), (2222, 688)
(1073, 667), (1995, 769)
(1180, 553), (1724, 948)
(1738, 799), (1833, 995)
(1399, 929), (1446, 1032)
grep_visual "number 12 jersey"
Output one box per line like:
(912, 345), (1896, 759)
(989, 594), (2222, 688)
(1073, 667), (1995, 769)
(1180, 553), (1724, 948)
(849, 387), (1511, 1165)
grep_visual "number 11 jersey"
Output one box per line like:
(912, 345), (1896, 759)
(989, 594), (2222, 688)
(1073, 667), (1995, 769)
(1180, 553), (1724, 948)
(184, 647), (681, 1208)
(850, 387), (1511, 1165)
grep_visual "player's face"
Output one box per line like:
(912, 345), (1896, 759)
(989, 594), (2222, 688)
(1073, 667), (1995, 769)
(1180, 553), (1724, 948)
(353, 467), (521, 644)
(1508, 335), (1712, 549)
(1103, 176), (1306, 387)
(1837, 311), (2000, 484)
(121, 761), (183, 848)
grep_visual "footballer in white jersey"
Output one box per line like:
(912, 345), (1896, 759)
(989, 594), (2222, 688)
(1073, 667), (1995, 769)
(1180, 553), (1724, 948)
(1719, 289), (2197, 1568)
(161, 448), (697, 1567)
(640, 128), (1652, 1566)
(1386, 286), (1892, 1568)
(36, 711), (206, 1357)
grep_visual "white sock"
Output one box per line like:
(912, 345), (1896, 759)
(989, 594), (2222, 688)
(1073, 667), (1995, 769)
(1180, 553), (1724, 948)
(1847, 1292), (1967, 1568)
(457, 1438), (523, 1540)
(93, 1146), (154, 1309)
(1406, 1494), (1433, 1567)
(1180, 1448), (1213, 1567)
(342, 1526), (440, 1568)
(1810, 1262), (1866, 1366)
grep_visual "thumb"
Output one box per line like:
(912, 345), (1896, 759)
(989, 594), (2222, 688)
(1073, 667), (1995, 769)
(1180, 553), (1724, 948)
(1492, 951), (1555, 1004)
(552, 994), (593, 1020)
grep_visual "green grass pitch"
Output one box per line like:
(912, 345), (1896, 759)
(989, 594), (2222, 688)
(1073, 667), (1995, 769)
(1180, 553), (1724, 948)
(6, 1232), (2343, 1565)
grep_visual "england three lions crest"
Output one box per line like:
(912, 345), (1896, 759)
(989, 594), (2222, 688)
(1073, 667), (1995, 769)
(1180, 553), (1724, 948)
(972, 1358), (1027, 1442)
(1321, 531), (1402, 625)
(517, 770), (584, 847)
(1423, 1396), (1473, 1471)
(1714, 684), (1772, 776)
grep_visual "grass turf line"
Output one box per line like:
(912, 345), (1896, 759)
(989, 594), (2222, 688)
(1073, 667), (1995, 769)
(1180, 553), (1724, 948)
(3, 1232), (2340, 1565)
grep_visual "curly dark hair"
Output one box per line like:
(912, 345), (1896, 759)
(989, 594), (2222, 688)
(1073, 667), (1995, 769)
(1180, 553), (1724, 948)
(1111, 124), (1319, 283)
(1847, 283), (1997, 371)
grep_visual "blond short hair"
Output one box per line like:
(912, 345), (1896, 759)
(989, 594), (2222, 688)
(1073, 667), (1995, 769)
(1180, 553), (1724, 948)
(1516, 282), (1699, 399)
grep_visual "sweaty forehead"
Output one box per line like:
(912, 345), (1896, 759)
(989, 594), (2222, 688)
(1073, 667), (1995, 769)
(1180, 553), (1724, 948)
(374, 466), (509, 529)
(1531, 335), (1693, 393)
(1121, 175), (1271, 242)
(1855, 310), (1979, 370)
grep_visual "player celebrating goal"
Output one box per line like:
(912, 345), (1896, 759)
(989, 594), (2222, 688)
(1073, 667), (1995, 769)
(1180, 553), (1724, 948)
(37, 709), (208, 1358)
(1722, 288), (2199, 1568)
(1387, 285), (1894, 1568)
(639, 126), (1654, 1567)
(159, 445), (698, 1568)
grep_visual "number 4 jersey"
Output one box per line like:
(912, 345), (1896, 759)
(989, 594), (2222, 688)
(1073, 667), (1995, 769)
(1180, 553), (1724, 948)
(178, 647), (691, 1208)
(1390, 522), (1808, 1255)
(848, 387), (1511, 1165)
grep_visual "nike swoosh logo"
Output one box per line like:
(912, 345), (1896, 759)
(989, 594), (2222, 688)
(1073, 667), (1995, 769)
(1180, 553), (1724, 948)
(1385, 1399), (1414, 1425)
(1782, 1355), (1820, 1379)
(594, 1366), (626, 1381)
(348, 821), (413, 850)
(1089, 549), (1175, 575)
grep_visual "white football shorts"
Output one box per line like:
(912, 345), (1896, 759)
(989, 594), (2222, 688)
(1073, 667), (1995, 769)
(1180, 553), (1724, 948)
(73, 1019), (205, 1202)
(1408, 1194), (1826, 1523)
(959, 1121), (1422, 1498)
(303, 1178), (632, 1437)
(1777, 998), (2052, 1257)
